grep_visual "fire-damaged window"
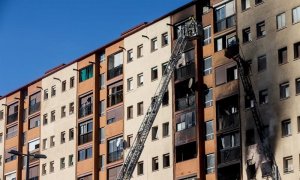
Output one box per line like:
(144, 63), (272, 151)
(176, 141), (197, 162)
(219, 132), (240, 149)
(261, 161), (272, 177)
(245, 129), (255, 146)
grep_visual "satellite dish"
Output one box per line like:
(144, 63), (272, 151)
(188, 78), (193, 89)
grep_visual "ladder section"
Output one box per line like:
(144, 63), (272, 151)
(117, 17), (201, 180)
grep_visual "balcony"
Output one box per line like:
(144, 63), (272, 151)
(108, 64), (123, 80)
(215, 15), (236, 33)
(175, 126), (196, 146)
(218, 113), (239, 133)
(175, 94), (195, 111)
(219, 146), (240, 165)
(29, 102), (40, 115)
(108, 149), (123, 163)
(78, 132), (93, 145)
(108, 91), (123, 107)
(79, 103), (93, 118)
(7, 112), (18, 124)
(175, 62), (195, 82)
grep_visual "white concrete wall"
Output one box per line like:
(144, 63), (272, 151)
(40, 63), (77, 180)
(123, 17), (173, 180)
(0, 98), (6, 180)
(237, 0), (300, 179)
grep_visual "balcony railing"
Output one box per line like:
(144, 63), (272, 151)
(175, 126), (196, 146)
(108, 149), (123, 163)
(78, 132), (93, 145)
(108, 64), (123, 80)
(29, 102), (40, 115)
(219, 146), (240, 165)
(215, 15), (236, 33)
(175, 94), (195, 111)
(108, 91), (123, 107)
(175, 62), (195, 81)
(79, 103), (93, 118)
(218, 113), (239, 132)
(7, 112), (18, 124)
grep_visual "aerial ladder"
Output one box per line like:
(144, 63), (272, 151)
(116, 17), (201, 180)
(225, 43), (280, 180)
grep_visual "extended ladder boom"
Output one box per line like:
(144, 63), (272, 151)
(117, 17), (201, 180)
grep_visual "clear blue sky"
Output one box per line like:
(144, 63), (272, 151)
(0, 0), (191, 96)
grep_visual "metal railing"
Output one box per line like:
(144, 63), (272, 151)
(175, 94), (195, 111)
(108, 64), (123, 80)
(29, 102), (40, 115)
(215, 15), (236, 32)
(79, 103), (93, 118)
(108, 150), (123, 163)
(219, 146), (240, 164)
(7, 112), (18, 124)
(175, 62), (195, 81)
(108, 91), (123, 107)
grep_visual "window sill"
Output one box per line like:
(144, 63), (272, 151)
(282, 134), (292, 138)
(137, 114), (144, 117)
(283, 170), (294, 174)
(151, 49), (158, 53)
(277, 26), (287, 32)
(151, 78), (158, 82)
(279, 61), (289, 66)
(152, 138), (159, 142)
(137, 56), (143, 59)
(241, 7), (251, 12)
(255, 2), (264, 7)
(294, 57), (300, 61)
(127, 117), (133, 120)
(280, 97), (290, 101)
(256, 35), (266, 40)
(163, 135), (170, 138)
(292, 21), (300, 25)
(242, 40), (252, 45)
(137, 84), (144, 88)
(161, 44), (168, 48)
(163, 166), (170, 169)
(127, 60), (133, 64)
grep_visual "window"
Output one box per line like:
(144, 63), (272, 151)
(242, 27), (251, 43)
(162, 91), (169, 106)
(161, 33), (168, 47)
(127, 106), (133, 120)
(100, 100), (105, 116)
(259, 89), (268, 104)
(69, 102), (74, 114)
(152, 157), (159, 171)
(79, 94), (93, 117)
(257, 55), (267, 72)
(137, 73), (144, 86)
(0, 133), (3, 143)
(163, 154), (170, 168)
(44, 89), (48, 100)
(127, 78), (133, 91)
(42, 163), (47, 175)
(6, 125), (18, 139)
(5, 148), (17, 163)
(107, 84), (123, 107)
(215, 1), (236, 32)
(99, 73), (105, 89)
(21, 132), (26, 146)
(61, 131), (66, 144)
(151, 37), (158, 51)
(283, 156), (293, 173)
(162, 122), (169, 137)
(127, 134), (133, 148)
(203, 57), (212, 76)
(69, 128), (74, 141)
(176, 111), (196, 132)
(99, 128), (105, 143)
(28, 139), (40, 152)
(246, 129), (255, 146)
(296, 78), (300, 94)
(215, 34), (236, 52)
(127, 49), (133, 62)
(226, 66), (238, 82)
(99, 52), (105, 62)
(51, 85), (56, 97)
(29, 116), (40, 129)
(152, 126), (158, 140)
(256, 21), (266, 37)
(78, 147), (93, 161)
(255, 0), (263, 5)
(43, 138), (47, 150)
(205, 88), (213, 107)
(203, 25), (211, 45)
(51, 110), (55, 122)
(62, 80), (66, 92)
(108, 51), (123, 80)
(276, 13), (286, 30)
(174, 19), (189, 39)
(69, 154), (74, 166)
(132, 102), (141, 117)
(60, 157), (65, 169)
(43, 114), (48, 125)
(100, 155), (105, 170)
(108, 137), (123, 163)
(278, 47), (287, 64)
(151, 66), (158, 81)
(205, 120), (214, 140)
(79, 120), (93, 145)
(294, 42), (300, 59)
(61, 106), (66, 118)
(137, 161), (144, 175)
(298, 116), (300, 133)
(280, 82), (290, 99)
(241, 0), (250, 10)
(50, 136), (55, 147)
(282, 119), (291, 137)
(79, 65), (93, 82)
(292, 6), (300, 24)
(206, 154), (215, 174)
(162, 62), (168, 76)
(70, 76), (75, 88)
(29, 92), (41, 115)
(137, 44), (143, 58)
(245, 95), (254, 108)
(50, 161), (54, 172)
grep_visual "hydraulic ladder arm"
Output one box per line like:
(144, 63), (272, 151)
(225, 43), (280, 180)
(116, 17), (202, 180)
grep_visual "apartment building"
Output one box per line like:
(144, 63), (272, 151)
(123, 16), (173, 179)
(237, 0), (300, 179)
(0, 98), (6, 179)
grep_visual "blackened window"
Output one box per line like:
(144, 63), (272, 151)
(278, 47), (287, 64)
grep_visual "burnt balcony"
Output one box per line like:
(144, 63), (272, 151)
(225, 41), (239, 59)
(7, 112), (18, 125)
(78, 132), (93, 145)
(29, 102), (40, 115)
(108, 64), (123, 80)
(108, 149), (123, 163)
(175, 62), (195, 82)
(79, 103), (93, 118)
(175, 94), (195, 111)
(108, 91), (123, 107)
(219, 146), (240, 165)
(218, 113), (239, 133)
(215, 15), (236, 33)
(175, 126), (196, 146)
